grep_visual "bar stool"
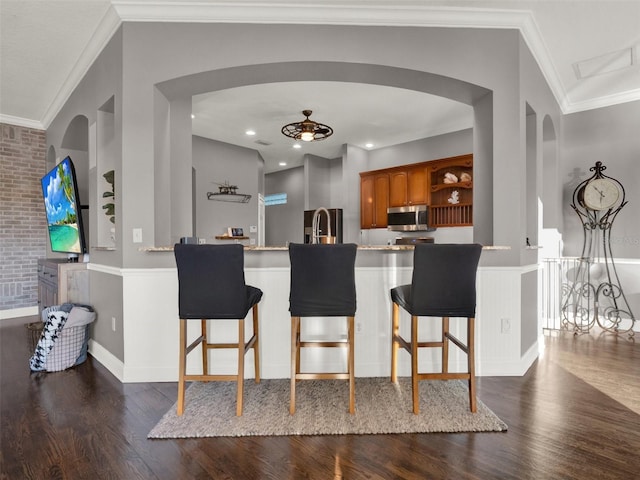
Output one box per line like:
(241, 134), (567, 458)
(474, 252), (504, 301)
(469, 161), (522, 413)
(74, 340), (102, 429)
(288, 243), (358, 414)
(174, 243), (262, 416)
(390, 243), (482, 413)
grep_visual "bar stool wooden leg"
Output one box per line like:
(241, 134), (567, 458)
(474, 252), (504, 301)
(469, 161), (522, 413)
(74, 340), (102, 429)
(290, 316), (300, 415)
(177, 319), (187, 416)
(442, 316), (449, 374)
(236, 319), (245, 416)
(201, 319), (208, 378)
(348, 315), (355, 414)
(411, 315), (419, 414)
(252, 304), (260, 383)
(468, 316), (477, 413)
(295, 318), (301, 375)
(390, 302), (400, 383)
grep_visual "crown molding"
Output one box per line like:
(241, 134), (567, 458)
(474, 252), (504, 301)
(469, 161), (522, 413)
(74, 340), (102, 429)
(563, 88), (640, 115)
(109, 2), (567, 108)
(111, 1), (528, 28)
(37, 1), (625, 128)
(40, 6), (122, 129)
(0, 114), (44, 130)
(515, 9), (566, 110)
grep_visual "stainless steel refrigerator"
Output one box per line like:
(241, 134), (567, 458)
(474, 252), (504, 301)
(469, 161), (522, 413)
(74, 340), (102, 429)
(303, 208), (343, 244)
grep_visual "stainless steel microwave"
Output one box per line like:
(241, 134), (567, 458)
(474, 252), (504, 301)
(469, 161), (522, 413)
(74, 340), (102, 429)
(387, 205), (434, 231)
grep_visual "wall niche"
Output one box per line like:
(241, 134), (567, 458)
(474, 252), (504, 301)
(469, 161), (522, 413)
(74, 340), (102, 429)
(96, 96), (116, 248)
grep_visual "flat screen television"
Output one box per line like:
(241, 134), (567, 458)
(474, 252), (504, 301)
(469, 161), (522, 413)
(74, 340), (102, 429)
(40, 156), (87, 255)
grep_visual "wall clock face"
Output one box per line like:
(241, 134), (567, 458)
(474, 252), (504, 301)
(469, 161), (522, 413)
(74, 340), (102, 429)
(582, 178), (620, 211)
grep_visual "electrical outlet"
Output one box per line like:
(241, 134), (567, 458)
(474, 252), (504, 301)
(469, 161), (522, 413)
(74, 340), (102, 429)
(356, 321), (363, 334)
(249, 225), (257, 233)
(501, 318), (511, 334)
(198, 238), (206, 244)
(111, 317), (117, 332)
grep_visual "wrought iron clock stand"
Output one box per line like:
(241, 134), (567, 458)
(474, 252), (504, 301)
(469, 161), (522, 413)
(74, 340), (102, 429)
(561, 161), (636, 337)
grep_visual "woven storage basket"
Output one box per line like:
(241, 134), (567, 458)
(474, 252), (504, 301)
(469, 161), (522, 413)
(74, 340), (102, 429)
(31, 305), (91, 372)
(26, 321), (44, 352)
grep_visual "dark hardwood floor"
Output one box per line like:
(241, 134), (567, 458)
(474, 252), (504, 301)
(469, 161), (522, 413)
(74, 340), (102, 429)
(2, 315), (639, 479)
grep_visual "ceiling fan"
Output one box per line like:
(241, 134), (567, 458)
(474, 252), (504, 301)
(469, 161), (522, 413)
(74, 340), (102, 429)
(281, 110), (334, 142)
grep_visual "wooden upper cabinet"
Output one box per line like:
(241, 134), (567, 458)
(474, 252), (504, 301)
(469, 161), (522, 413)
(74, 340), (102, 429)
(406, 166), (428, 205)
(374, 174), (389, 228)
(360, 173), (389, 229)
(386, 166), (428, 207)
(360, 153), (473, 229)
(360, 174), (375, 229)
(428, 154), (473, 227)
(388, 171), (407, 207)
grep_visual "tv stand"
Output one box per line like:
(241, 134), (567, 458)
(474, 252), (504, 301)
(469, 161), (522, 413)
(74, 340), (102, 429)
(37, 259), (89, 311)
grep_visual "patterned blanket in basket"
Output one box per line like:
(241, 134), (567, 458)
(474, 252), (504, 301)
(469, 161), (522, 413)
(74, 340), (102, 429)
(29, 303), (96, 372)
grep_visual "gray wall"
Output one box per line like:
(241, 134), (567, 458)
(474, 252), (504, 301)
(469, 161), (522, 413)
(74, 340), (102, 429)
(305, 154), (341, 210)
(265, 166), (305, 246)
(47, 27), (123, 267)
(342, 144), (369, 244)
(42, 20), (574, 356)
(46, 22), (563, 268)
(266, 145), (360, 243)
(561, 100), (640, 322)
(44, 28), (124, 354)
(89, 271), (124, 361)
(366, 128), (473, 171)
(561, 100), (640, 259)
(521, 269), (539, 356)
(192, 135), (262, 244)
(144, 23), (522, 265)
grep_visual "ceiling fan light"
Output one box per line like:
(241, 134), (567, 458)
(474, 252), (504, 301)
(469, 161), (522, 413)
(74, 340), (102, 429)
(281, 109), (333, 142)
(300, 131), (314, 142)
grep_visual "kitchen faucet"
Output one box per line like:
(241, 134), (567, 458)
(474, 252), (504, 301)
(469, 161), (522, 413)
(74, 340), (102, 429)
(311, 207), (332, 244)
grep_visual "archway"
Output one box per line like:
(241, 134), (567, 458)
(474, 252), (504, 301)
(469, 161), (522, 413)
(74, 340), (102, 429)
(60, 114), (90, 250)
(541, 115), (560, 257)
(154, 61), (494, 247)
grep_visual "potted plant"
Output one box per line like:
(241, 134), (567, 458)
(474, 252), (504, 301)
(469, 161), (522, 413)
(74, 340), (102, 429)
(102, 170), (114, 224)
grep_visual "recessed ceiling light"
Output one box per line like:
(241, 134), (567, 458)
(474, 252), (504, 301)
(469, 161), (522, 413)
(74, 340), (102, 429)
(293, 144), (301, 149)
(365, 143), (374, 148)
(279, 162), (287, 166)
(245, 130), (256, 136)
(191, 114), (195, 119)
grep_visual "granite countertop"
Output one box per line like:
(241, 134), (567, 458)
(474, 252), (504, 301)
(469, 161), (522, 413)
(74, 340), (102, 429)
(141, 245), (414, 252)
(141, 245), (510, 252)
(245, 245), (416, 251)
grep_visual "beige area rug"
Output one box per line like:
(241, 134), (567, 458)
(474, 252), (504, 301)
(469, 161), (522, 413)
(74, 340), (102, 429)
(148, 378), (507, 438)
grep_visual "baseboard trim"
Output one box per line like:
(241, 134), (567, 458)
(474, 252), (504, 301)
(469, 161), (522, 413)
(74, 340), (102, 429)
(477, 338), (539, 376)
(88, 339), (124, 381)
(0, 306), (39, 320)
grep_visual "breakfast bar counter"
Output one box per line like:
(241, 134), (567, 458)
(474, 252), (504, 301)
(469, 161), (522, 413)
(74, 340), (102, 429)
(92, 243), (532, 385)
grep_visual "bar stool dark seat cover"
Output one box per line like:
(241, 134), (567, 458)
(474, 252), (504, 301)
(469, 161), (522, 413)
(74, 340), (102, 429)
(390, 243), (482, 414)
(288, 243), (357, 414)
(174, 243), (262, 416)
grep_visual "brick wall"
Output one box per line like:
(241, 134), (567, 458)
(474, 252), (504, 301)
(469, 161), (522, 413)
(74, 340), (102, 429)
(1, 123), (47, 311)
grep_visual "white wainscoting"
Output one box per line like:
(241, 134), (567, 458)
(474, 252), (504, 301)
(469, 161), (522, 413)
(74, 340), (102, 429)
(89, 263), (541, 382)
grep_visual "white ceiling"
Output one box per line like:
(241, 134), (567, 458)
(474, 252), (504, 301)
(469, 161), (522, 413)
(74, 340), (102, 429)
(2, 0), (639, 172)
(191, 82), (474, 170)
